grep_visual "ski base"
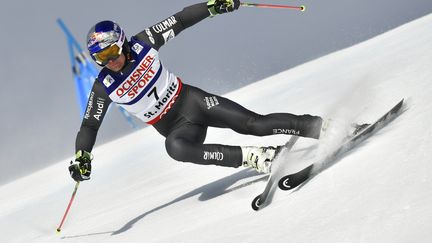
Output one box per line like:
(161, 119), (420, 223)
(251, 135), (299, 211)
(278, 164), (314, 190)
(278, 98), (405, 191)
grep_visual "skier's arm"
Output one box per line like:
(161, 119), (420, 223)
(75, 80), (112, 153)
(69, 81), (111, 182)
(135, 0), (239, 50)
(135, 2), (210, 50)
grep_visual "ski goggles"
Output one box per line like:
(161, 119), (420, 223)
(92, 44), (123, 66)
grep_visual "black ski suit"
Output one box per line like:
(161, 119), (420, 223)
(75, 2), (323, 168)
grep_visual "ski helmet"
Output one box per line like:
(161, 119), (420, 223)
(87, 20), (126, 66)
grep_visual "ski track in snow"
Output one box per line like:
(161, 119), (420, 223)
(2, 13), (432, 243)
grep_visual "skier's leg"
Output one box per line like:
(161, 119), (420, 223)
(165, 123), (243, 167)
(213, 99), (322, 139)
(162, 84), (321, 172)
(182, 85), (323, 139)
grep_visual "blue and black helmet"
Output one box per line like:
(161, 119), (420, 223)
(86, 20), (127, 65)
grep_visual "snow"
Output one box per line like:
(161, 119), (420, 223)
(2, 13), (432, 243)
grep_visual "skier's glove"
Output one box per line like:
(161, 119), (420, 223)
(69, 150), (93, 182)
(207, 0), (240, 17)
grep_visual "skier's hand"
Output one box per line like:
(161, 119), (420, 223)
(68, 150), (93, 182)
(207, 0), (240, 16)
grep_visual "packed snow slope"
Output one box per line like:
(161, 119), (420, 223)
(1, 14), (432, 243)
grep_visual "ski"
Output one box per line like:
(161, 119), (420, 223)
(278, 98), (405, 191)
(251, 135), (300, 211)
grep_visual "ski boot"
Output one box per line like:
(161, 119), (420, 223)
(241, 146), (282, 173)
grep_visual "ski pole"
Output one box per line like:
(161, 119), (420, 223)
(241, 2), (306, 11)
(56, 182), (80, 233)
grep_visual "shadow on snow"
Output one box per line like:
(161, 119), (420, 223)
(61, 168), (265, 239)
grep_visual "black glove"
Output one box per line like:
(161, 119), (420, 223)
(69, 150), (93, 182)
(207, 0), (240, 16)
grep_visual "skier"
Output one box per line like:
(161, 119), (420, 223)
(68, 0), (324, 182)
